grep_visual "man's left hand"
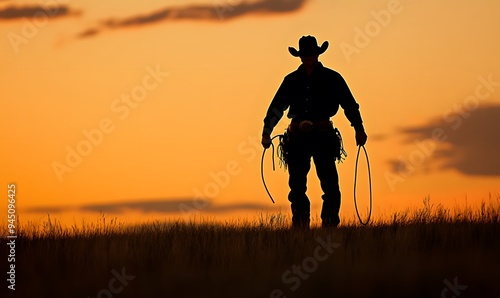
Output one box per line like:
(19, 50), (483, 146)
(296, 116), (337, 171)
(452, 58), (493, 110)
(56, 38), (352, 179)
(261, 134), (272, 149)
(356, 131), (368, 146)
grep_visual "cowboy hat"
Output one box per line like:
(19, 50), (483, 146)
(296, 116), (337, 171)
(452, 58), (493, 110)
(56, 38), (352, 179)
(288, 35), (329, 57)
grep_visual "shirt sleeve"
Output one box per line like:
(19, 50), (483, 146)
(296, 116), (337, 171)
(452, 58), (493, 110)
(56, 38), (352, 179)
(336, 73), (365, 132)
(262, 77), (291, 135)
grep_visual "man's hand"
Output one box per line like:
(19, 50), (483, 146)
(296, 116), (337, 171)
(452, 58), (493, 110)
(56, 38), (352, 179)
(261, 134), (272, 149)
(356, 131), (368, 146)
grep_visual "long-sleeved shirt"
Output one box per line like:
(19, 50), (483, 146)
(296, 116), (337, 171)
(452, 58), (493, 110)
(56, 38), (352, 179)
(262, 62), (364, 135)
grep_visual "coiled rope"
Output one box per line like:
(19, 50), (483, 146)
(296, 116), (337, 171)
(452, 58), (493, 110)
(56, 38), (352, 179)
(260, 135), (284, 204)
(262, 137), (373, 226)
(354, 145), (372, 225)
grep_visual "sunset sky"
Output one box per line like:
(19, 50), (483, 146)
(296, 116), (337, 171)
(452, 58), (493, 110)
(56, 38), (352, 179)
(1, 0), (499, 227)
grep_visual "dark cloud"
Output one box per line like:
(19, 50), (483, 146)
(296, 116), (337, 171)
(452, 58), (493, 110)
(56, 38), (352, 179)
(26, 198), (274, 214)
(392, 104), (500, 176)
(79, 199), (198, 213)
(77, 0), (307, 38)
(0, 5), (79, 20)
(26, 206), (65, 214)
(367, 133), (388, 141)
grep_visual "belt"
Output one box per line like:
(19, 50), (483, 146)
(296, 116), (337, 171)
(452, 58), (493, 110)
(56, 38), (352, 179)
(289, 119), (332, 132)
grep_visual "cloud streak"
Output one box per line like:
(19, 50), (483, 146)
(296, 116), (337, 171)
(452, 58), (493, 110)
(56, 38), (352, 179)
(26, 198), (275, 214)
(392, 104), (500, 176)
(77, 0), (307, 38)
(0, 4), (79, 20)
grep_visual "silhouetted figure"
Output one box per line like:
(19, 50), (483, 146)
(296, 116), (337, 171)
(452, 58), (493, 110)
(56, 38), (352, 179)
(261, 35), (368, 229)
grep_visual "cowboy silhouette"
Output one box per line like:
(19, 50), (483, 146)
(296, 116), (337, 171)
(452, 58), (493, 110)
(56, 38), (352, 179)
(261, 35), (368, 228)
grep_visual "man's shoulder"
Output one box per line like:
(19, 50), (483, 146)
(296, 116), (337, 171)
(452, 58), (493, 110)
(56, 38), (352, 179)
(284, 67), (302, 80)
(319, 64), (342, 77)
(281, 64), (344, 81)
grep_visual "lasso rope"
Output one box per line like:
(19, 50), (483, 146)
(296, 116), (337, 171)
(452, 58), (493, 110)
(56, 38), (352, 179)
(262, 137), (373, 226)
(354, 145), (372, 225)
(260, 135), (284, 204)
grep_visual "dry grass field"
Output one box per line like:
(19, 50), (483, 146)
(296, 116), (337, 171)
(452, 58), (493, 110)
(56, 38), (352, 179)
(2, 198), (499, 298)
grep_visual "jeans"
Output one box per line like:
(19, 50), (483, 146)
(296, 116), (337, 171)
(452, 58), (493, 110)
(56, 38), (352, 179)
(285, 124), (341, 227)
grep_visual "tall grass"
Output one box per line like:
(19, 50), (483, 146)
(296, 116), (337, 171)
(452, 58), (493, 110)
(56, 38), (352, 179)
(2, 198), (499, 298)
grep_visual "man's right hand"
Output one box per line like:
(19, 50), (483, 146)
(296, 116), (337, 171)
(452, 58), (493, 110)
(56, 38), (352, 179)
(356, 130), (368, 146)
(261, 134), (272, 149)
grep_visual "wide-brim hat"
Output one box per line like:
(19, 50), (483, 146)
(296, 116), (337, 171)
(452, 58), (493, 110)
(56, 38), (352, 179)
(289, 35), (329, 57)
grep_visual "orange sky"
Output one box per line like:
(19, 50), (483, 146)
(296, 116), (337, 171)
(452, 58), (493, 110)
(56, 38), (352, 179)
(1, 0), (499, 227)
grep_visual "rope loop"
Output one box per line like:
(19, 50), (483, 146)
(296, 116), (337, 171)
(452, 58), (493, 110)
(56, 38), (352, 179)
(261, 134), (283, 204)
(354, 145), (373, 225)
